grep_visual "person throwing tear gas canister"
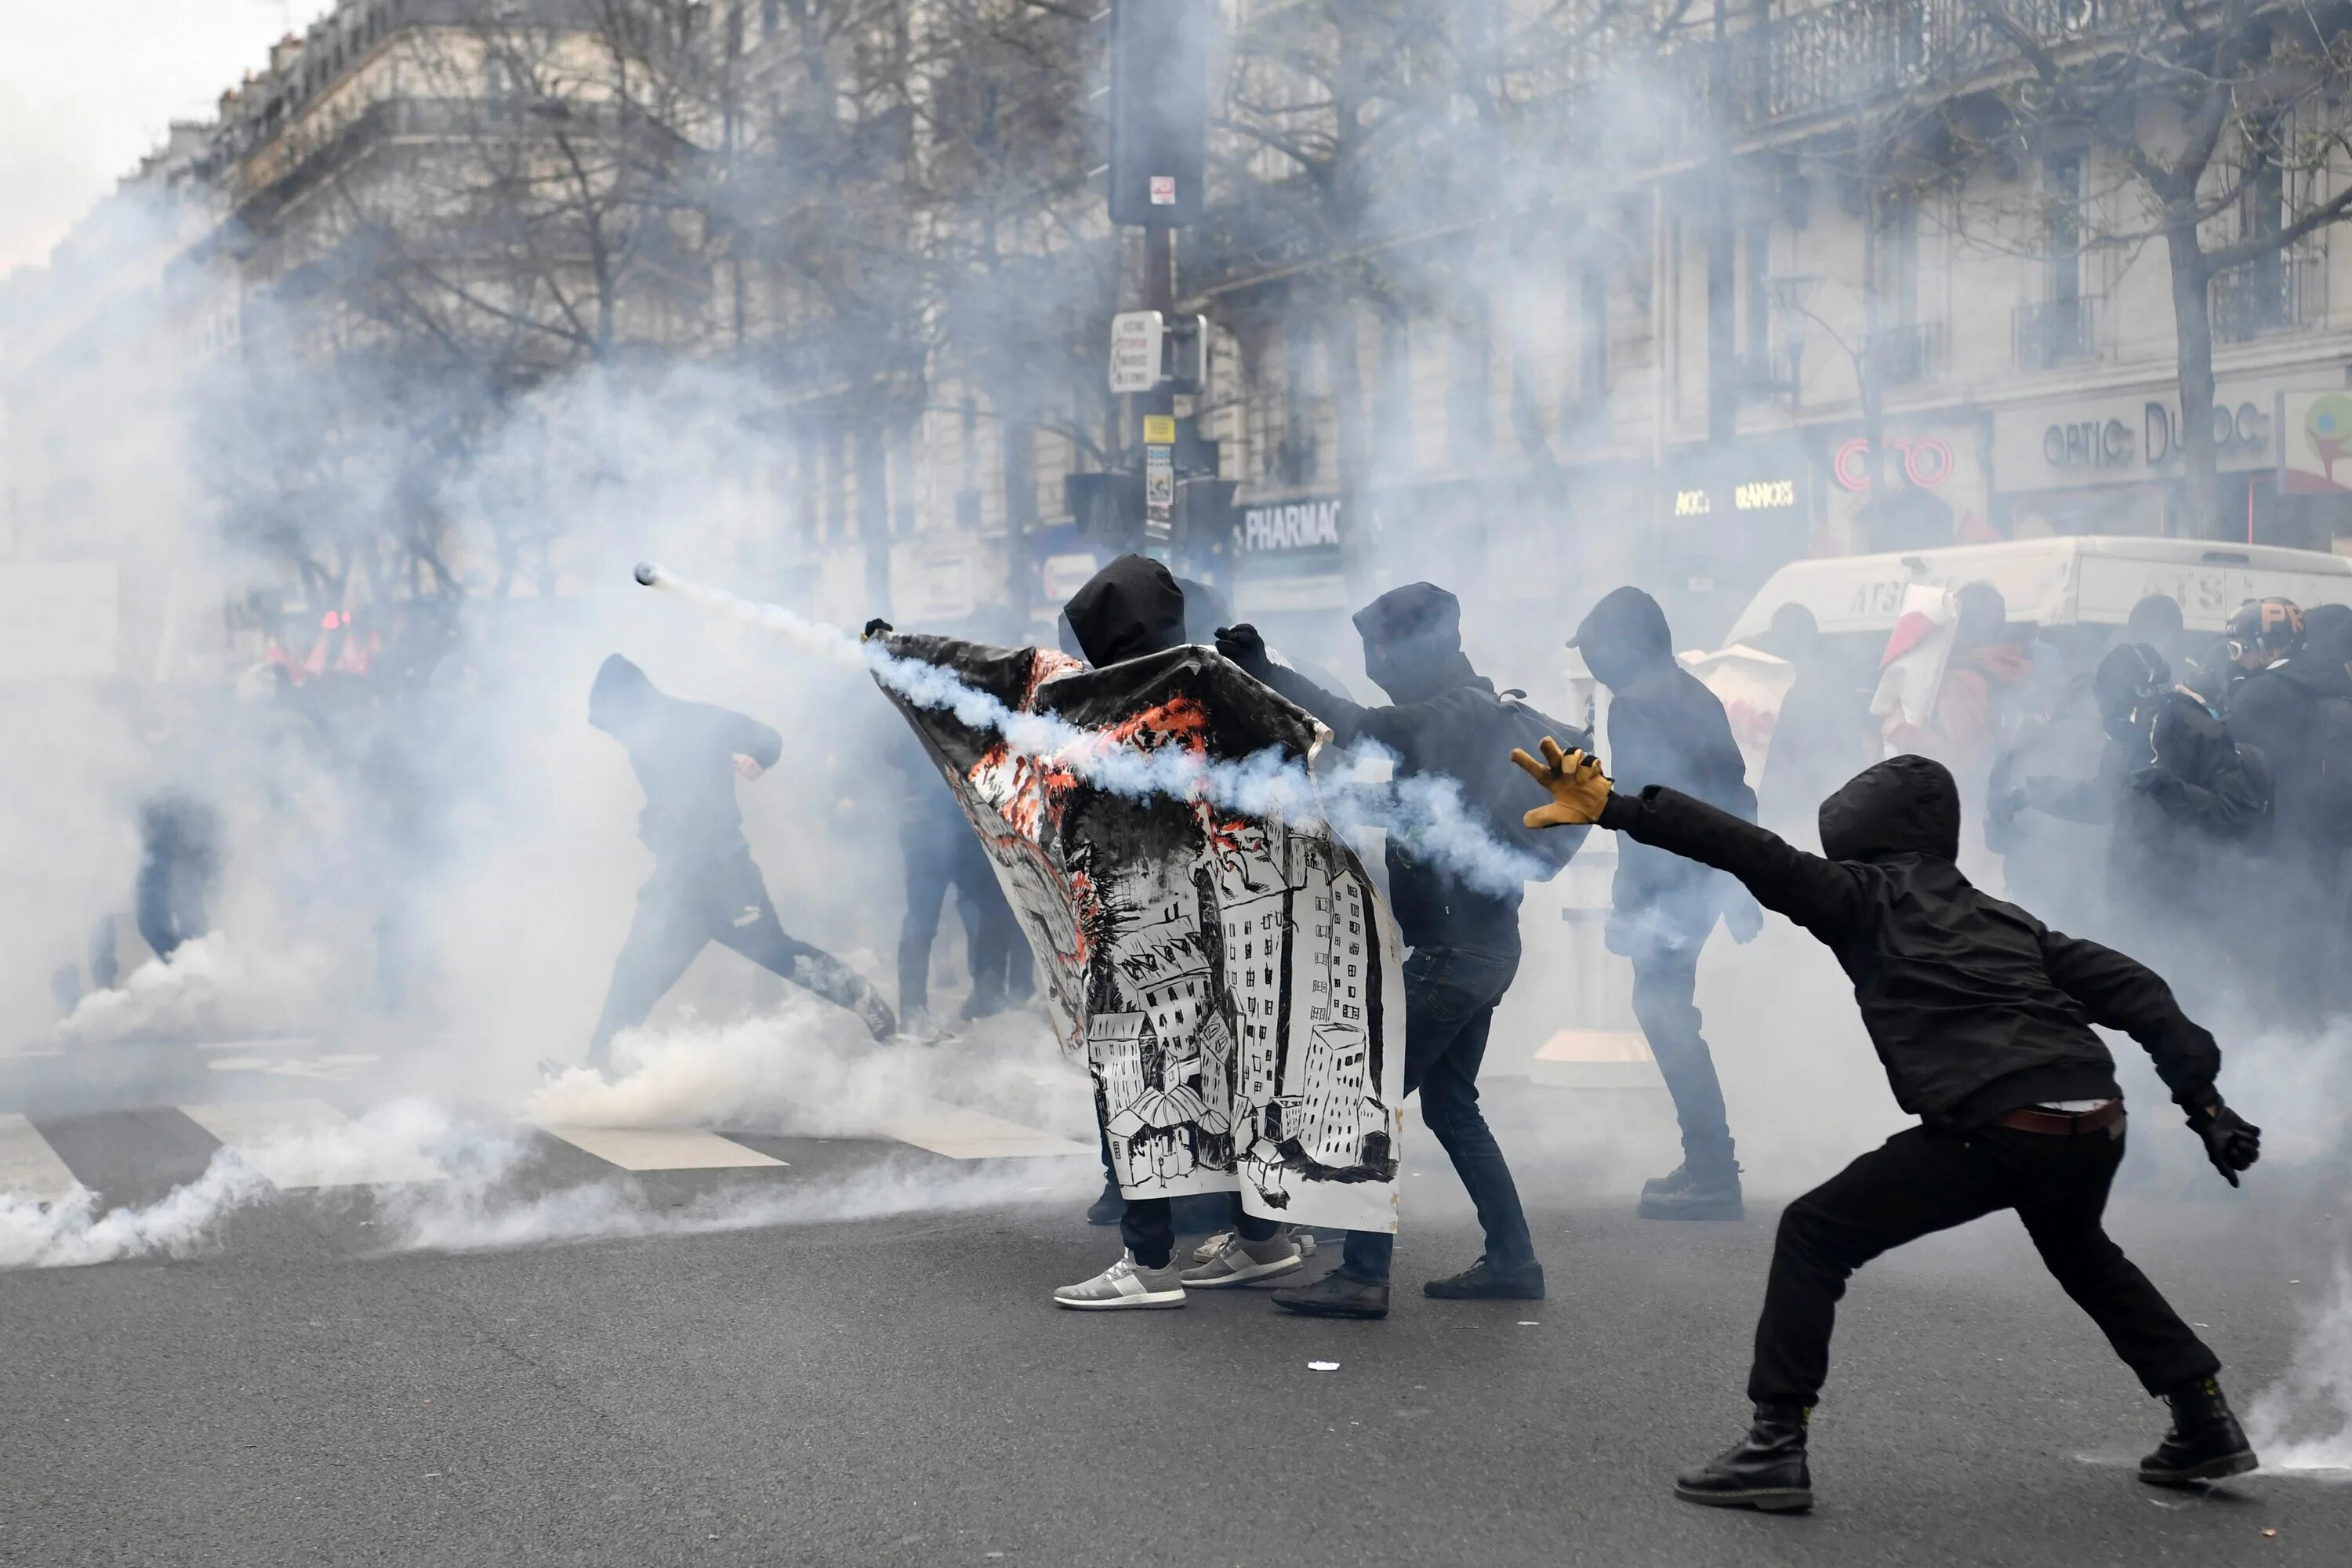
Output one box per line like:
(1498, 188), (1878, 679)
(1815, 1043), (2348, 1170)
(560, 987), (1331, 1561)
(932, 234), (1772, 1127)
(1512, 738), (2263, 1513)
(576, 655), (896, 1075)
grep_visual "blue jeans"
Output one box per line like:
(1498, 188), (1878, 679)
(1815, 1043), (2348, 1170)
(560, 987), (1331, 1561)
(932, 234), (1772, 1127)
(1343, 940), (1534, 1283)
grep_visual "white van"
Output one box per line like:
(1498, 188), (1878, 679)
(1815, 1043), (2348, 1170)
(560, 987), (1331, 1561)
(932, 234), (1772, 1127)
(1722, 536), (2352, 647)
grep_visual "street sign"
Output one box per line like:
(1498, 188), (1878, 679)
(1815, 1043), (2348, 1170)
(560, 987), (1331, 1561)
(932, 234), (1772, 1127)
(1109, 310), (1163, 394)
(1145, 444), (1175, 522)
(1142, 415), (1176, 445)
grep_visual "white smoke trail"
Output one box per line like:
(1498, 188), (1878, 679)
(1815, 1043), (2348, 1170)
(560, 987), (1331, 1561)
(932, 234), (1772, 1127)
(0, 1083), (1091, 1271)
(2247, 1258), (2352, 1477)
(638, 563), (1552, 895)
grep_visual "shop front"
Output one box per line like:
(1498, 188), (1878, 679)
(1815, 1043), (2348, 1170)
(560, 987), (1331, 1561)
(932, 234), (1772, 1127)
(1657, 440), (1814, 644)
(1990, 374), (2352, 547)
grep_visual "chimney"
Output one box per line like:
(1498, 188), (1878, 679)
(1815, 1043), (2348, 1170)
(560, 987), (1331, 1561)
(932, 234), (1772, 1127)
(270, 34), (303, 75)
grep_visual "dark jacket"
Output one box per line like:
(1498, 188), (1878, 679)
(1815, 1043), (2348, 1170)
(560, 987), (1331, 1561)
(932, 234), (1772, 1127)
(1255, 583), (1526, 948)
(1063, 554), (1187, 666)
(590, 655), (783, 863)
(1573, 586), (1757, 942)
(2029, 690), (2265, 906)
(1595, 753), (2224, 1129)
(2227, 644), (2352, 861)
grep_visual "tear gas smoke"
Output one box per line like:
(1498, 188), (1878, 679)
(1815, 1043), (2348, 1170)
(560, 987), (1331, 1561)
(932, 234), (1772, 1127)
(2247, 1258), (2352, 1477)
(637, 563), (1553, 897)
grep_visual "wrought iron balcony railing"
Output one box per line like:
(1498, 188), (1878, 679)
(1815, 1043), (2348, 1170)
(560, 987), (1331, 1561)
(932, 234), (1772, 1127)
(1864, 319), (1945, 386)
(2211, 252), (2325, 343)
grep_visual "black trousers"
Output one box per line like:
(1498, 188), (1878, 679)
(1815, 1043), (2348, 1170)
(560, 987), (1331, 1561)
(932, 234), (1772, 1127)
(898, 830), (1031, 1015)
(588, 847), (880, 1067)
(1748, 1119), (2220, 1407)
(1630, 942), (1733, 1165)
(1341, 939), (1534, 1282)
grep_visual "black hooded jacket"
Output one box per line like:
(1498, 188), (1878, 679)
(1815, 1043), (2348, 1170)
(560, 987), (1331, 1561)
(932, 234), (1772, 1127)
(2230, 613), (2352, 862)
(590, 655), (784, 863)
(1572, 586), (1758, 936)
(1249, 583), (1529, 947)
(1062, 555), (1188, 666)
(1594, 754), (2223, 1129)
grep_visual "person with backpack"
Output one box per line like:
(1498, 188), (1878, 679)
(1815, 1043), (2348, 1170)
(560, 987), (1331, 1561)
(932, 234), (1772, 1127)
(1511, 740), (2263, 1512)
(2001, 643), (2267, 976)
(1570, 586), (1763, 1221)
(1217, 583), (1588, 1318)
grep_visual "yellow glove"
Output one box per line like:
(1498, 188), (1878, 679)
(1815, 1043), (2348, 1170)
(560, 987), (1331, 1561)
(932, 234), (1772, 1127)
(1509, 736), (1613, 829)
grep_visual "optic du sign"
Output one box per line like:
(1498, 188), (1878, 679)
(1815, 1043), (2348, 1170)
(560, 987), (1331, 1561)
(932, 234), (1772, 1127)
(1243, 496), (1342, 553)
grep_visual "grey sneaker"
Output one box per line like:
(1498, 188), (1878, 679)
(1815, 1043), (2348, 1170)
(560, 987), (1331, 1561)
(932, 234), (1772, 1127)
(1053, 1250), (1186, 1310)
(1189, 1228), (1316, 1264)
(1181, 1230), (1304, 1288)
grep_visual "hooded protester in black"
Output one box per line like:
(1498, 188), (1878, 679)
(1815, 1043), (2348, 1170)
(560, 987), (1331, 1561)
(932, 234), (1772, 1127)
(2012, 644), (2265, 964)
(581, 655), (895, 1069)
(2221, 604), (2352, 1018)
(1216, 583), (1552, 1315)
(1513, 743), (2263, 1507)
(1062, 554), (1188, 666)
(1570, 586), (1760, 1217)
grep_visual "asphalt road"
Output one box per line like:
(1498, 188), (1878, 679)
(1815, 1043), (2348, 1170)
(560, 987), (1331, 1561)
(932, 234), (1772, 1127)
(2, 1059), (2348, 1566)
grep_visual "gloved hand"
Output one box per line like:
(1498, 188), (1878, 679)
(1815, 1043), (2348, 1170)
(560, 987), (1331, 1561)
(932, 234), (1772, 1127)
(2188, 1100), (2261, 1187)
(1214, 623), (1275, 680)
(1509, 737), (1613, 829)
(1723, 884), (1764, 945)
(1988, 786), (2027, 829)
(862, 618), (894, 642)
(2130, 764), (2176, 800)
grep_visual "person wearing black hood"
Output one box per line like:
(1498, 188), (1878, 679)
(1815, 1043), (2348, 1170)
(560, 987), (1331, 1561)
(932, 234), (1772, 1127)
(579, 655), (896, 1072)
(2004, 643), (2266, 971)
(1512, 740), (2263, 1512)
(1047, 556), (1309, 1309)
(1216, 583), (1556, 1317)
(1570, 586), (1762, 1220)
(2218, 597), (2352, 1020)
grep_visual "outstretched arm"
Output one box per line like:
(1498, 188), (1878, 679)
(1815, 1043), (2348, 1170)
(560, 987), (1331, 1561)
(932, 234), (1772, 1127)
(2038, 927), (2259, 1184)
(1512, 742), (1867, 944)
(1214, 624), (1406, 752)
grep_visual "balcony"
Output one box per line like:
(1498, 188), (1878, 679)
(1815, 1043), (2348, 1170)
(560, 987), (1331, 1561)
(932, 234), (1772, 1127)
(1864, 319), (1944, 386)
(2013, 296), (2099, 370)
(2211, 252), (2325, 343)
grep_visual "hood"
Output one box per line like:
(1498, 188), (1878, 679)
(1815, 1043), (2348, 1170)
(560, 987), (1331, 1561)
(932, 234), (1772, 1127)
(1570, 586), (1674, 688)
(1176, 576), (1233, 646)
(2281, 604), (2352, 696)
(1818, 753), (1962, 863)
(1353, 583), (1478, 703)
(589, 653), (655, 731)
(1063, 554), (1187, 666)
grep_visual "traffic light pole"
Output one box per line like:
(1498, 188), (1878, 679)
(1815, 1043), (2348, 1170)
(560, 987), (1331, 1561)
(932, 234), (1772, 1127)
(1137, 224), (1178, 543)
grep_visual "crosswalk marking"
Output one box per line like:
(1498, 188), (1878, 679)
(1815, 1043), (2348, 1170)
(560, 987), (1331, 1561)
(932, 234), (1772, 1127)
(533, 1124), (786, 1172)
(884, 1100), (1096, 1160)
(178, 1100), (447, 1189)
(0, 1113), (80, 1204)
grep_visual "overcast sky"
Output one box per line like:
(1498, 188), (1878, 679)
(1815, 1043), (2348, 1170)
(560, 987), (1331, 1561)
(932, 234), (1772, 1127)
(0, 2), (335, 278)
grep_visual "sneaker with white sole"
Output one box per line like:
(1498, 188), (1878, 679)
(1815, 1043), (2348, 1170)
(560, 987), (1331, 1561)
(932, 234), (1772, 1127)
(1189, 1227), (1316, 1265)
(1180, 1231), (1305, 1288)
(1052, 1250), (1186, 1310)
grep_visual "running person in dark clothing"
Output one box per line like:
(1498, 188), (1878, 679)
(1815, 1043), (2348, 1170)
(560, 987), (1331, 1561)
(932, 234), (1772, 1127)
(582, 655), (895, 1071)
(1512, 741), (2262, 1511)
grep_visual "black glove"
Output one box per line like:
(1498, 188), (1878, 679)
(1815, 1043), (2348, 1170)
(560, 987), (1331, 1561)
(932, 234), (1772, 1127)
(1214, 623), (1274, 680)
(2130, 764), (2176, 800)
(861, 618), (894, 642)
(2188, 1100), (2261, 1187)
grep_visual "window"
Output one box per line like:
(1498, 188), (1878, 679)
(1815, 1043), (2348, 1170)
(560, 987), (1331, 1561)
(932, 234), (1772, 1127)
(2043, 152), (2082, 307)
(1743, 219), (1773, 369)
(1447, 285), (1492, 462)
(1875, 196), (1918, 328)
(1577, 257), (1608, 401)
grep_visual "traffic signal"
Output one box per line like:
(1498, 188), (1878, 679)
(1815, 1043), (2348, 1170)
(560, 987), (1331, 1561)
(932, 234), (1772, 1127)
(1107, 1), (1210, 227)
(1065, 471), (1145, 550)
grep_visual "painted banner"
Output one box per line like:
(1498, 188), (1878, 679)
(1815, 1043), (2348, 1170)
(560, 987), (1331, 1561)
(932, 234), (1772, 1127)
(876, 635), (1407, 1232)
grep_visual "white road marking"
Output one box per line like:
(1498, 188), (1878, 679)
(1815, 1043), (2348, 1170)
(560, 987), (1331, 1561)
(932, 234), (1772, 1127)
(0, 1113), (81, 1203)
(532, 1125), (786, 1171)
(882, 1100), (1094, 1160)
(179, 1100), (446, 1189)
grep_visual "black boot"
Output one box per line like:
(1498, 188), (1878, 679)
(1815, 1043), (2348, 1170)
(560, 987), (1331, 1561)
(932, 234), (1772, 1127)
(2140, 1376), (2259, 1486)
(1084, 1178), (1123, 1227)
(1424, 1254), (1545, 1301)
(1639, 1145), (1743, 1221)
(1271, 1269), (1391, 1319)
(1640, 1163), (1693, 1200)
(1674, 1405), (1813, 1512)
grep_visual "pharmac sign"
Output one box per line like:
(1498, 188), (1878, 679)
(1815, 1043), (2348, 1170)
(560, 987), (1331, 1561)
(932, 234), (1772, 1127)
(1242, 495), (1342, 553)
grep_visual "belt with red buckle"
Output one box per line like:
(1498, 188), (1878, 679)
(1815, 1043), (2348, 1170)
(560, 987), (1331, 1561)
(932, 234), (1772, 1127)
(1994, 1100), (2125, 1136)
